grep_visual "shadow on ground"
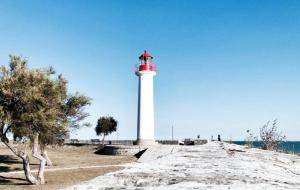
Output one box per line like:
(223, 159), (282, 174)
(0, 175), (28, 185)
(134, 148), (148, 159)
(0, 155), (39, 173)
(94, 146), (105, 155)
(0, 155), (22, 173)
(0, 155), (22, 165)
(0, 166), (11, 172)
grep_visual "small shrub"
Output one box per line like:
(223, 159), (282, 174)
(260, 119), (286, 150)
(245, 129), (258, 148)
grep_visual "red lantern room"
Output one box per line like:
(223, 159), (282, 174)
(136, 50), (157, 72)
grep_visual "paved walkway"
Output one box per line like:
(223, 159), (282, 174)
(64, 142), (300, 190)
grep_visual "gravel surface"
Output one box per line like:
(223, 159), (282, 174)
(64, 141), (300, 190)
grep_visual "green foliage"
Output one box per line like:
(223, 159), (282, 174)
(0, 55), (91, 146)
(95, 116), (118, 137)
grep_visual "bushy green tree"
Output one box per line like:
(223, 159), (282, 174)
(95, 116), (118, 145)
(0, 55), (91, 185)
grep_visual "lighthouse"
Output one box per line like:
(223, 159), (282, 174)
(135, 50), (157, 145)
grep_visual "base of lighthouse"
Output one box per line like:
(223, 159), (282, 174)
(136, 139), (157, 146)
(136, 70), (156, 146)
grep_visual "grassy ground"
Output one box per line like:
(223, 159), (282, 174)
(0, 144), (137, 190)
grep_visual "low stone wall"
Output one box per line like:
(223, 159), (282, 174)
(157, 140), (179, 145)
(105, 140), (134, 146)
(64, 139), (134, 145)
(103, 145), (146, 156)
(194, 139), (208, 145)
(182, 139), (208, 145)
(64, 139), (207, 146)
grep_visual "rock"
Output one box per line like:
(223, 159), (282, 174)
(64, 142), (300, 190)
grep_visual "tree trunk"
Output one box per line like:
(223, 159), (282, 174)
(32, 133), (47, 184)
(41, 149), (53, 166)
(102, 135), (106, 145)
(1, 139), (38, 184)
(21, 153), (38, 184)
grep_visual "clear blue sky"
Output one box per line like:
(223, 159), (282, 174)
(0, 0), (300, 140)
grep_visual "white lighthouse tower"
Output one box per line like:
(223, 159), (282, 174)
(135, 50), (157, 145)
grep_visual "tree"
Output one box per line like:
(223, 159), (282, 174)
(260, 119), (286, 150)
(95, 116), (117, 145)
(0, 55), (91, 184)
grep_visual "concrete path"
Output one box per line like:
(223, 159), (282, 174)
(64, 142), (300, 190)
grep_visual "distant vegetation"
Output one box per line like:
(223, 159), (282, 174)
(245, 129), (258, 148)
(0, 55), (91, 185)
(95, 116), (118, 145)
(245, 119), (286, 151)
(260, 119), (286, 150)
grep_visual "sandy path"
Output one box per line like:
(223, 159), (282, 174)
(0, 164), (127, 175)
(64, 142), (300, 190)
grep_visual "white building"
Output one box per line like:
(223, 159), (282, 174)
(135, 51), (157, 145)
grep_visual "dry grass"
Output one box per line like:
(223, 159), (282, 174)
(0, 144), (137, 190)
